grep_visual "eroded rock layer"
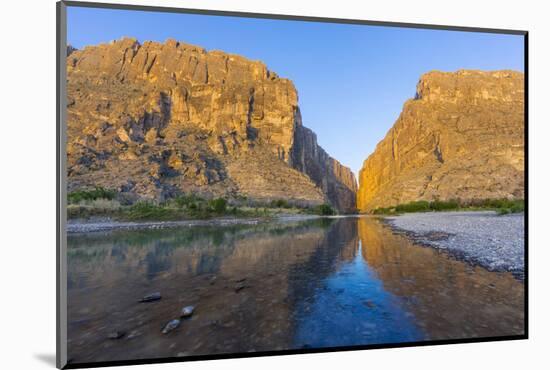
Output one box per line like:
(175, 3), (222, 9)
(67, 38), (356, 211)
(358, 70), (524, 211)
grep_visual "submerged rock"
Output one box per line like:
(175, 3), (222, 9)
(162, 319), (181, 334)
(126, 330), (142, 339)
(107, 331), (125, 339)
(180, 305), (195, 318)
(139, 292), (161, 302)
(363, 300), (376, 308)
(234, 283), (249, 292)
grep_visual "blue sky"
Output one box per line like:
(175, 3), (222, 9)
(67, 6), (524, 177)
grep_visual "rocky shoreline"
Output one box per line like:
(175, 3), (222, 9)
(67, 214), (322, 234)
(383, 211), (525, 280)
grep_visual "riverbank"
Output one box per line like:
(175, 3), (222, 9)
(383, 211), (525, 279)
(67, 214), (323, 234)
(67, 188), (338, 223)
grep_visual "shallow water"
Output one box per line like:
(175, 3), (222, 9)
(67, 216), (524, 364)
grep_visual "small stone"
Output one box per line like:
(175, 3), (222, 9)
(221, 320), (236, 328)
(162, 319), (181, 334)
(363, 300), (376, 308)
(107, 331), (125, 339)
(127, 330), (142, 339)
(139, 292), (161, 302)
(235, 283), (248, 292)
(180, 305), (195, 318)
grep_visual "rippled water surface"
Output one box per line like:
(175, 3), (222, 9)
(67, 217), (524, 364)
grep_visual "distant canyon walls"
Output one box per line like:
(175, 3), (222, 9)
(357, 70), (524, 212)
(290, 123), (357, 213)
(67, 38), (357, 212)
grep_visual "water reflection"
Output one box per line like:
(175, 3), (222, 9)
(67, 217), (523, 364)
(358, 218), (524, 339)
(292, 240), (422, 348)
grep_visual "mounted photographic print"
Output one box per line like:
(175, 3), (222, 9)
(56, 1), (527, 368)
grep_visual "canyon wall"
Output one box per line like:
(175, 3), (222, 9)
(357, 70), (524, 211)
(67, 37), (357, 211)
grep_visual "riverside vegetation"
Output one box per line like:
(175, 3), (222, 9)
(371, 198), (524, 215)
(67, 186), (336, 221)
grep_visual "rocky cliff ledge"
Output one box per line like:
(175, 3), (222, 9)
(67, 37), (357, 212)
(357, 70), (524, 212)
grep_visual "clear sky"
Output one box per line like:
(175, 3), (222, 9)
(67, 6), (524, 177)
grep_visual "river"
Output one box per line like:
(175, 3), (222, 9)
(67, 216), (524, 364)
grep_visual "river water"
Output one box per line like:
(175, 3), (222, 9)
(67, 216), (524, 364)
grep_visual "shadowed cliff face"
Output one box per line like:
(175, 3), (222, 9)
(290, 121), (358, 212)
(358, 70), (524, 211)
(67, 37), (356, 211)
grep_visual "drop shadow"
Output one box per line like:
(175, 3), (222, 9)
(34, 353), (56, 367)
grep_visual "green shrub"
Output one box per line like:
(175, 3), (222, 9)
(68, 186), (116, 204)
(67, 199), (122, 219)
(173, 194), (205, 208)
(481, 198), (523, 210)
(371, 198), (524, 215)
(317, 204), (335, 216)
(372, 207), (394, 215)
(429, 199), (459, 211)
(124, 202), (177, 220)
(510, 203), (525, 213)
(209, 198), (227, 213)
(395, 201), (430, 213)
(270, 199), (290, 208)
(496, 200), (524, 215)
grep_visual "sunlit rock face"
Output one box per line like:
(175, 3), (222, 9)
(357, 70), (524, 212)
(66, 37), (357, 211)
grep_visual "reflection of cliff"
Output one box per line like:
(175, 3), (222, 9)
(357, 217), (524, 339)
(67, 219), (343, 362)
(286, 219), (359, 313)
(68, 221), (325, 287)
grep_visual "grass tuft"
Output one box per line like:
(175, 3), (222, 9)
(68, 187), (116, 204)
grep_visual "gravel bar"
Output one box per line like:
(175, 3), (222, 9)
(67, 214), (322, 234)
(384, 211), (525, 279)
(67, 218), (262, 234)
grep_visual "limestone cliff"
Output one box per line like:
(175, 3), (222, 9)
(67, 37), (356, 211)
(357, 70), (524, 211)
(290, 122), (357, 212)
